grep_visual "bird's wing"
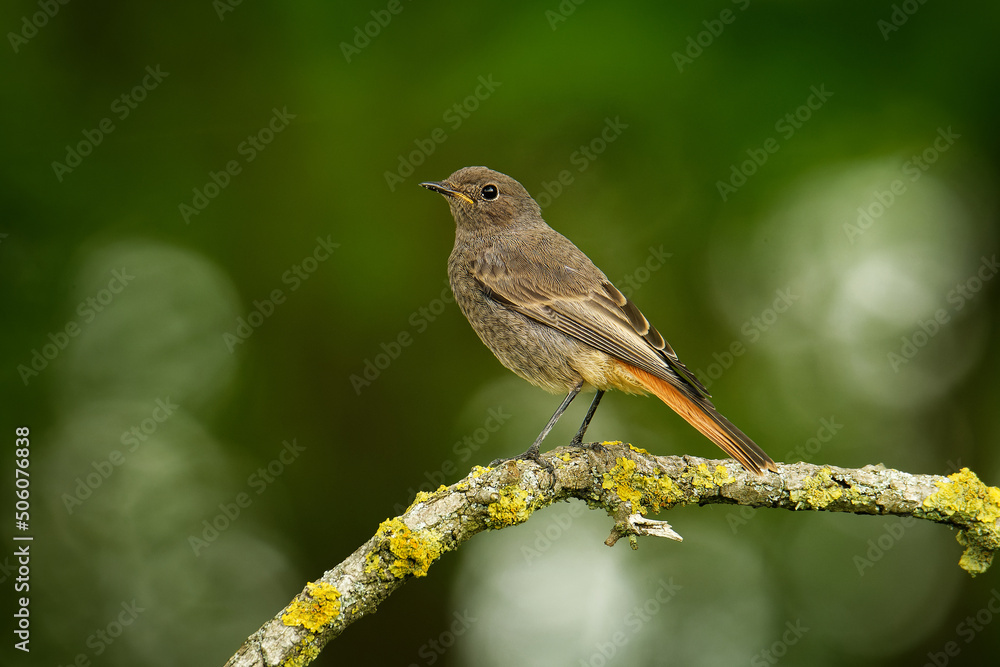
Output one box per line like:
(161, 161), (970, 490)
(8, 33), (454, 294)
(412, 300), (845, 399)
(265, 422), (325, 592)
(470, 245), (711, 400)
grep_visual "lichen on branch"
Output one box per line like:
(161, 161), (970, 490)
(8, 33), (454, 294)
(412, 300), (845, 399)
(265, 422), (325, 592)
(224, 442), (1000, 667)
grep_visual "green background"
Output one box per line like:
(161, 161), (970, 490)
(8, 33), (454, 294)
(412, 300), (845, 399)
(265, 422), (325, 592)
(2, 1), (999, 665)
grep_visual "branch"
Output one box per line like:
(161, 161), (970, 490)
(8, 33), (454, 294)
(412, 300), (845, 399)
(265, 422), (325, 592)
(223, 442), (1000, 667)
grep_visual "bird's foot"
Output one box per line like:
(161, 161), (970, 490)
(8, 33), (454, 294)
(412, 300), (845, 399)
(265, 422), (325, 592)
(569, 436), (609, 456)
(489, 444), (556, 479)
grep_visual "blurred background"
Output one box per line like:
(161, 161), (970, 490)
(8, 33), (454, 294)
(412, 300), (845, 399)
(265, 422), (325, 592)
(2, 1), (999, 665)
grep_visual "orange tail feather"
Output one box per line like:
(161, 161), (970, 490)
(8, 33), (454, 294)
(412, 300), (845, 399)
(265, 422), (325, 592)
(621, 363), (777, 474)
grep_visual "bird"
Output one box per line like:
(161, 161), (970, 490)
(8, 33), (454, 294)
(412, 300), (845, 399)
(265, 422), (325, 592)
(420, 166), (777, 474)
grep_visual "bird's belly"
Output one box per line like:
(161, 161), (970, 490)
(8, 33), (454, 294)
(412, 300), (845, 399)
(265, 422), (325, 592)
(454, 286), (647, 396)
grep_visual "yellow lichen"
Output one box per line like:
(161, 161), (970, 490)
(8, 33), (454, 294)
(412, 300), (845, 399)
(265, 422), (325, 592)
(682, 463), (735, 489)
(281, 581), (341, 632)
(486, 485), (532, 527)
(603, 458), (643, 506)
(922, 468), (1000, 524)
(363, 551), (381, 575)
(407, 485), (448, 512)
(626, 443), (649, 455)
(648, 474), (679, 512)
(920, 468), (1000, 575)
(456, 468), (489, 493)
(283, 642), (322, 667)
(602, 457), (679, 513)
(789, 468), (843, 509)
(364, 517), (444, 579)
(842, 484), (869, 506)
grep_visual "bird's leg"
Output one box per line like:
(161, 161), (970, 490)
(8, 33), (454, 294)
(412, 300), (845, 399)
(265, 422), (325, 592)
(490, 381), (583, 475)
(570, 389), (605, 447)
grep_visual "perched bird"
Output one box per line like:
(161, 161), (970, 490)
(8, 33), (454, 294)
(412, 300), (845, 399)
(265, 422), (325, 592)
(420, 166), (777, 474)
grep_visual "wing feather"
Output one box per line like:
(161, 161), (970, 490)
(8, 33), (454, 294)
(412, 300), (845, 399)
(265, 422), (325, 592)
(470, 248), (711, 400)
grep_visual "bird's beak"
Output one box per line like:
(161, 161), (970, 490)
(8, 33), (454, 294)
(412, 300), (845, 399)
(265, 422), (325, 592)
(419, 180), (474, 205)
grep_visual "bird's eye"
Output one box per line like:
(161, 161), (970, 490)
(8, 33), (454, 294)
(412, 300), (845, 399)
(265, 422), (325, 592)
(481, 184), (499, 200)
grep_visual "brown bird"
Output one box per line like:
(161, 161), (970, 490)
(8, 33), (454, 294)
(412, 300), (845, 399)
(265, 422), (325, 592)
(420, 166), (777, 474)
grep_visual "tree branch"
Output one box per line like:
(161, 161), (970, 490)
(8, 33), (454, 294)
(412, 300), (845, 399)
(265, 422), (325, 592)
(223, 442), (1000, 667)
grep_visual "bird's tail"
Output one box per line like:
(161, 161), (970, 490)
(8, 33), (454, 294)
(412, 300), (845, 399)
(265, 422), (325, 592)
(621, 363), (778, 474)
